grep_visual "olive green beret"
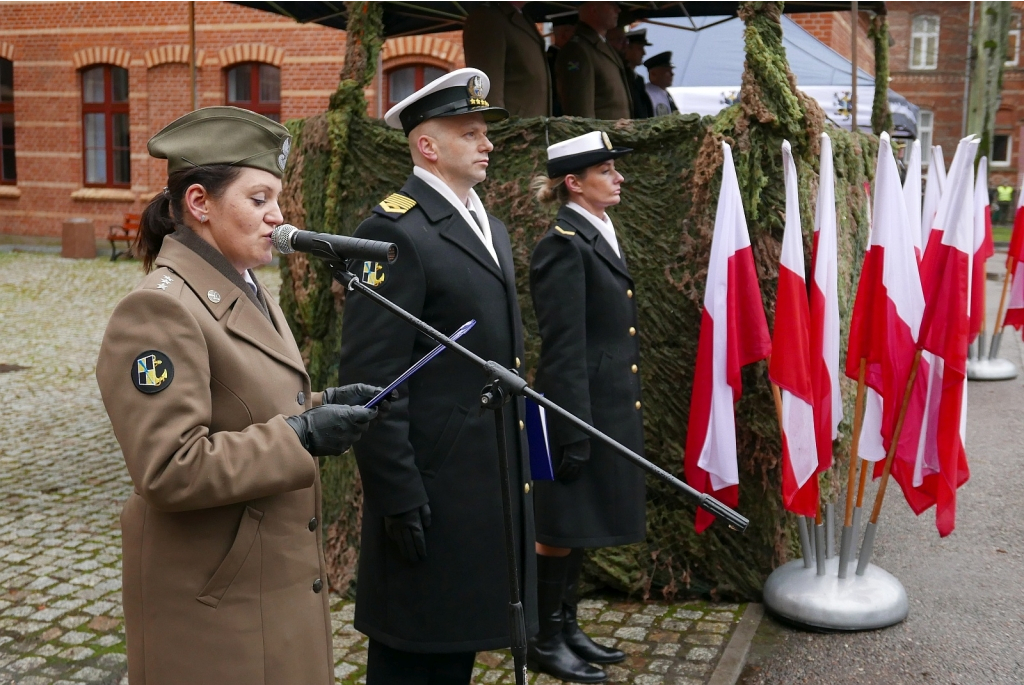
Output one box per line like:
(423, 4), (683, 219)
(148, 106), (292, 178)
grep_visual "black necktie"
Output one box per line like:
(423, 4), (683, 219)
(468, 209), (483, 232)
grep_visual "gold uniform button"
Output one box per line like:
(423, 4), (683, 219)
(627, 289), (633, 299)
(635, 401), (642, 410)
(631, 364), (638, 373)
(524, 483), (531, 494)
(629, 327), (636, 336)
(515, 357), (521, 368)
(519, 420), (525, 430)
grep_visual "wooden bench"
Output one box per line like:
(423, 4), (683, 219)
(107, 213), (141, 261)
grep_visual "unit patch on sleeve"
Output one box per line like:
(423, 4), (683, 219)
(361, 260), (389, 288)
(374, 193), (417, 219)
(132, 350), (174, 394)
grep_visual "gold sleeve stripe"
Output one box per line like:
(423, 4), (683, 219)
(554, 225), (576, 236)
(379, 193), (417, 214)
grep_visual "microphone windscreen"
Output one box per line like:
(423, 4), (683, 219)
(271, 225), (297, 254)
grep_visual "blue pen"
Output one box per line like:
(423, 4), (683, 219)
(364, 319), (477, 408)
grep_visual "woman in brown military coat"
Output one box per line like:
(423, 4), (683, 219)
(96, 107), (381, 685)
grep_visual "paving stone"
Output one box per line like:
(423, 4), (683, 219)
(59, 645), (94, 660)
(695, 621), (730, 634)
(97, 652), (128, 667)
(672, 610), (704, 620)
(599, 610), (626, 623)
(59, 630), (93, 645)
(614, 626), (648, 641)
(71, 666), (110, 682)
(335, 662), (359, 679)
(94, 634), (123, 647)
(685, 647), (718, 662)
(634, 675), (665, 684)
(703, 611), (736, 622)
(8, 655), (46, 672)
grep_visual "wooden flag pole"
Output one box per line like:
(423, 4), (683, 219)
(838, 358), (867, 577)
(856, 350), (923, 575)
(991, 256), (1015, 339)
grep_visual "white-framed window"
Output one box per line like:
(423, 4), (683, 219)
(991, 134), (1012, 167)
(918, 110), (934, 165)
(1007, 14), (1021, 67)
(910, 15), (940, 70)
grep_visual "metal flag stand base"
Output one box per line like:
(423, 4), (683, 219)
(966, 357), (1018, 381)
(762, 556), (908, 631)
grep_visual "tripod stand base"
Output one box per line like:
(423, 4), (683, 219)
(966, 357), (1018, 381)
(763, 557), (908, 631)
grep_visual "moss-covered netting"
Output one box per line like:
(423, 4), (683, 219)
(280, 1), (879, 600)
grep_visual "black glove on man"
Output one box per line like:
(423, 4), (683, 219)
(385, 504), (431, 564)
(556, 439), (590, 482)
(285, 404), (377, 457)
(322, 383), (391, 413)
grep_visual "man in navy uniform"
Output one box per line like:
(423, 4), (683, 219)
(644, 51), (679, 116)
(337, 68), (537, 685)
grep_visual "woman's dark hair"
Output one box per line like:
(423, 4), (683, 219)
(135, 164), (244, 272)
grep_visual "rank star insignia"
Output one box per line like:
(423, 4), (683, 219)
(361, 260), (388, 288)
(466, 74), (485, 98)
(156, 275), (174, 291)
(132, 350), (174, 394)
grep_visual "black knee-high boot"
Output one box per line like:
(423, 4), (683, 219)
(562, 549), (626, 664)
(527, 553), (607, 683)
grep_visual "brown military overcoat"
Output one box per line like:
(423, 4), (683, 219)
(463, 2), (551, 117)
(555, 21), (633, 120)
(96, 231), (333, 685)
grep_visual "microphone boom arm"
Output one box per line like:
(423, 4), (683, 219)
(329, 265), (750, 532)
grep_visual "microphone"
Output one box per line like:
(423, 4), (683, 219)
(271, 224), (398, 264)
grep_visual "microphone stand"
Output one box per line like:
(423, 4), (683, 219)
(329, 265), (749, 685)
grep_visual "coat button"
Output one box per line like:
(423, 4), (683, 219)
(524, 482), (531, 493)
(635, 401), (642, 410)
(312, 578), (323, 593)
(629, 327), (636, 336)
(627, 289), (633, 299)
(297, 391), (305, 406)
(308, 517), (318, 531)
(631, 364), (638, 373)
(515, 357), (521, 368)
(519, 420), (525, 430)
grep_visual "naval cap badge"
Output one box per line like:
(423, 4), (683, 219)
(466, 74), (485, 98)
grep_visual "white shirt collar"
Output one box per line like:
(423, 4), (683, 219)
(565, 201), (621, 258)
(413, 166), (500, 267)
(243, 269), (258, 295)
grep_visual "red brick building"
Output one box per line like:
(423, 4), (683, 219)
(0, 2), (464, 239)
(795, 2), (1024, 189)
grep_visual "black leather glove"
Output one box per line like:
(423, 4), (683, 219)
(556, 439), (590, 483)
(285, 404), (377, 457)
(322, 384), (396, 417)
(385, 504), (431, 564)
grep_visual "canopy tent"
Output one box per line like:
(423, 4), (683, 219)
(235, 1), (885, 37)
(643, 15), (919, 137)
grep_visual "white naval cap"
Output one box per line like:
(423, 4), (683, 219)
(546, 131), (632, 177)
(384, 67), (509, 136)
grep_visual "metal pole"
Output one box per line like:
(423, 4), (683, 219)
(962, 1), (976, 137)
(189, 1), (197, 111)
(851, 0), (858, 133)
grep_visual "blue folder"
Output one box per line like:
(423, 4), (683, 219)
(525, 396), (555, 481)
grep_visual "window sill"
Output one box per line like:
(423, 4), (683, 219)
(71, 188), (135, 202)
(0, 186), (21, 199)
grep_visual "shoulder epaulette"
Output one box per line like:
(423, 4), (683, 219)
(553, 225), (576, 237)
(373, 193), (417, 219)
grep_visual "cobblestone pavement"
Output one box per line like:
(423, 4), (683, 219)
(0, 253), (745, 684)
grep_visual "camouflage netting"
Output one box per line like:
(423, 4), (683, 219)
(280, 1), (878, 600)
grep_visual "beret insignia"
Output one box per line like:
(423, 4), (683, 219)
(132, 350), (174, 394)
(278, 137), (291, 172)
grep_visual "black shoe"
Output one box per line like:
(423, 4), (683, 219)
(527, 553), (608, 683)
(562, 549), (626, 665)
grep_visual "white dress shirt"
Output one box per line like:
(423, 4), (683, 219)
(566, 201), (622, 258)
(413, 166), (501, 267)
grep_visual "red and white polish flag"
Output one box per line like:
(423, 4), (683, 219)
(684, 141), (772, 533)
(770, 141), (819, 517)
(969, 157), (994, 343)
(845, 133), (928, 476)
(810, 133), (842, 481)
(903, 140), (924, 261)
(921, 145), (946, 250)
(916, 136), (977, 537)
(1003, 178), (1024, 330)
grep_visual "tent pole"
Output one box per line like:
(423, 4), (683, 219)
(851, 0), (858, 132)
(189, 1), (197, 111)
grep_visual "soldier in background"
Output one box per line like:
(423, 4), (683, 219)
(464, 1), (551, 117)
(644, 52), (679, 117)
(624, 29), (653, 119)
(547, 23), (576, 117)
(556, 2), (633, 120)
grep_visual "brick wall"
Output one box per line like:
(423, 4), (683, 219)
(790, 11), (876, 77)
(0, 3), (462, 239)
